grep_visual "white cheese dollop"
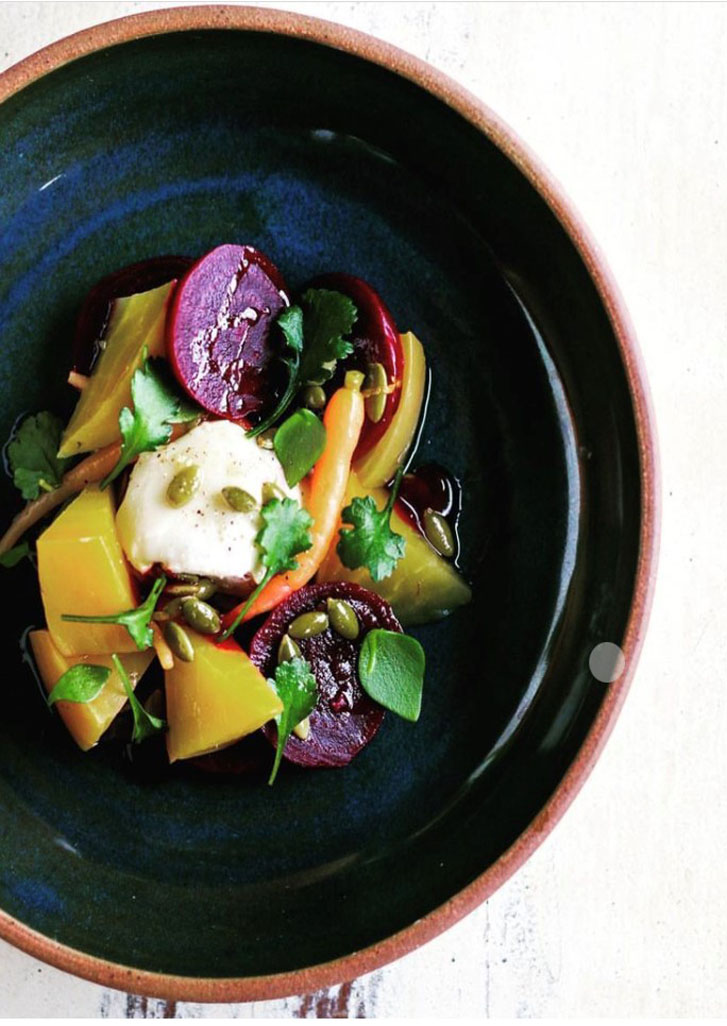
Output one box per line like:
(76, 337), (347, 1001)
(116, 420), (301, 585)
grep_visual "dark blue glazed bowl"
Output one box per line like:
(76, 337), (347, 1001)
(0, 6), (657, 1000)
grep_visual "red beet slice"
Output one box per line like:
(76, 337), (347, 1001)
(249, 582), (402, 768)
(167, 244), (289, 425)
(308, 273), (403, 458)
(72, 255), (193, 375)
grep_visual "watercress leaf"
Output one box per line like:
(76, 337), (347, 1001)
(61, 575), (166, 650)
(337, 467), (406, 582)
(298, 289), (357, 385)
(267, 656), (318, 785)
(218, 498), (313, 640)
(274, 408), (327, 487)
(277, 304), (305, 353)
(46, 664), (111, 706)
(7, 411), (72, 501)
(101, 356), (197, 488)
(0, 541), (31, 568)
(358, 629), (425, 722)
(111, 653), (165, 743)
(258, 498), (313, 575)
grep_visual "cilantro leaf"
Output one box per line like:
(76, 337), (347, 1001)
(358, 630), (425, 722)
(337, 467), (406, 582)
(267, 656), (318, 785)
(219, 498), (313, 640)
(46, 664), (111, 706)
(248, 306), (304, 439)
(7, 411), (72, 500)
(0, 541), (31, 568)
(277, 304), (305, 353)
(298, 289), (357, 385)
(101, 356), (198, 488)
(111, 653), (165, 743)
(61, 575), (166, 650)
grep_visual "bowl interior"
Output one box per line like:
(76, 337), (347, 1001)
(0, 28), (642, 979)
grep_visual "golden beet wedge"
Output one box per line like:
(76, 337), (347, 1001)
(165, 631), (283, 762)
(37, 485), (140, 656)
(59, 281), (174, 458)
(317, 471), (471, 627)
(29, 630), (154, 751)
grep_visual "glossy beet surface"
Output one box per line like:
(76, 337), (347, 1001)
(167, 244), (288, 424)
(310, 272), (403, 457)
(250, 582), (401, 768)
(0, 17), (653, 992)
(397, 463), (461, 538)
(72, 255), (192, 375)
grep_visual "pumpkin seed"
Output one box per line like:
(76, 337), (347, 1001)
(180, 597), (221, 635)
(222, 486), (257, 513)
(301, 384), (327, 410)
(163, 621), (195, 662)
(261, 481), (286, 505)
(423, 507), (455, 558)
(255, 429), (276, 450)
(326, 597), (359, 640)
(364, 363), (388, 423)
(288, 610), (329, 639)
(167, 465), (201, 507)
(277, 633), (302, 664)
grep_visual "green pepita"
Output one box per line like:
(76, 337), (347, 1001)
(255, 429), (276, 450)
(167, 465), (201, 508)
(222, 486), (257, 513)
(163, 620), (195, 662)
(277, 633), (302, 664)
(326, 597), (359, 640)
(180, 597), (221, 635)
(262, 481), (286, 505)
(301, 384), (327, 410)
(423, 507), (455, 558)
(288, 610), (329, 639)
(364, 362), (388, 423)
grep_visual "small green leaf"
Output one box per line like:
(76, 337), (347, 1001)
(7, 411), (72, 501)
(274, 409), (326, 487)
(46, 664), (110, 706)
(277, 305), (305, 353)
(298, 289), (357, 385)
(0, 542), (30, 568)
(337, 467), (406, 582)
(358, 629), (425, 722)
(61, 575), (166, 650)
(267, 657), (318, 785)
(111, 654), (165, 743)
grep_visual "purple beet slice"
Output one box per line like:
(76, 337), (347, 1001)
(72, 255), (193, 375)
(249, 582), (402, 768)
(167, 244), (289, 426)
(308, 273), (403, 458)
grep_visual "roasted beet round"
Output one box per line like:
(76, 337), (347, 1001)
(249, 582), (402, 768)
(308, 273), (403, 458)
(166, 244), (289, 426)
(72, 255), (193, 375)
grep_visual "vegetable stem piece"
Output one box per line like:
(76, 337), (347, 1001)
(62, 575), (166, 650)
(111, 653), (165, 743)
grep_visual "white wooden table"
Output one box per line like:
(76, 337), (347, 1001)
(1, 1), (725, 1017)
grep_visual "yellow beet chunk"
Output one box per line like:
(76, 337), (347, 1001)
(37, 485), (139, 656)
(59, 281), (174, 458)
(354, 331), (427, 489)
(165, 632), (283, 762)
(317, 471), (471, 626)
(29, 630), (154, 751)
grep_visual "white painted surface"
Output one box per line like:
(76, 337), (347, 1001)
(1, 0), (725, 1017)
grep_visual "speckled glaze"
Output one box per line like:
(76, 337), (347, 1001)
(0, 5), (658, 1002)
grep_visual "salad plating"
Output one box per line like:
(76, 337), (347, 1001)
(2, 244), (471, 783)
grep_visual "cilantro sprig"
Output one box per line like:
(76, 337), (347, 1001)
(61, 575), (166, 650)
(219, 498), (313, 641)
(7, 411), (72, 501)
(100, 354), (198, 488)
(337, 467), (406, 582)
(111, 654), (165, 743)
(248, 289), (357, 438)
(267, 656), (318, 785)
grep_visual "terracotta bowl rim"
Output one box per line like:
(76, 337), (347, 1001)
(0, 3), (660, 1003)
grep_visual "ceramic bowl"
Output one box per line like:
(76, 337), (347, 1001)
(0, 5), (657, 1000)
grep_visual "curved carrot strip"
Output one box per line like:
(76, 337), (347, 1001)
(221, 382), (365, 628)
